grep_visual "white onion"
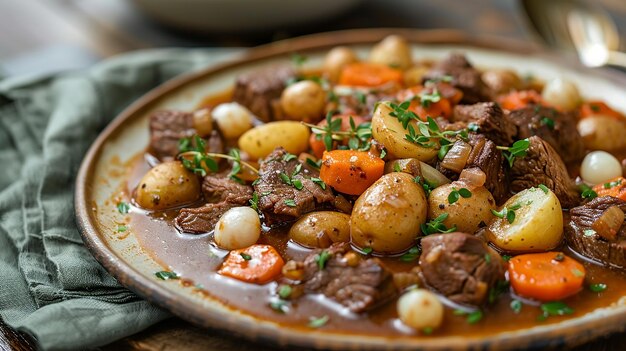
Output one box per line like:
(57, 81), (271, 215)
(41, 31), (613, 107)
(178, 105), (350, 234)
(459, 167), (487, 188)
(397, 289), (444, 330)
(211, 102), (254, 139)
(213, 207), (261, 250)
(419, 161), (450, 188)
(580, 151), (622, 185)
(440, 140), (471, 173)
(541, 77), (581, 111)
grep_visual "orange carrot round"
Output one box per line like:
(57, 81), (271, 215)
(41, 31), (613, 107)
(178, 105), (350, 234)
(498, 90), (545, 111)
(319, 150), (385, 195)
(338, 62), (403, 87)
(593, 176), (626, 201)
(508, 252), (586, 301)
(218, 245), (284, 284)
(309, 115), (366, 158)
(580, 101), (624, 120)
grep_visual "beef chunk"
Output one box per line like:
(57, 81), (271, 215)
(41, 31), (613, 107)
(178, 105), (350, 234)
(300, 243), (397, 313)
(333, 88), (397, 118)
(510, 136), (580, 208)
(175, 202), (235, 234)
(255, 147), (335, 225)
(466, 133), (509, 204)
(149, 110), (195, 159)
(202, 176), (253, 205)
(232, 65), (295, 122)
(175, 176), (253, 234)
(452, 102), (517, 146)
(509, 105), (585, 163)
(419, 232), (505, 306)
(566, 196), (626, 268)
(423, 53), (491, 104)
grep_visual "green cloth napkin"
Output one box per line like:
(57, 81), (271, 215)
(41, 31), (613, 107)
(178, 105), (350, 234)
(0, 48), (240, 351)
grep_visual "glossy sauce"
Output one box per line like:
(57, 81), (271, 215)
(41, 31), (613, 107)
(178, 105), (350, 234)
(126, 87), (626, 336)
(127, 155), (626, 337)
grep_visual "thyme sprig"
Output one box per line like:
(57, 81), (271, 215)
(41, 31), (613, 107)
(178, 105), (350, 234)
(302, 113), (372, 151)
(178, 135), (258, 180)
(496, 139), (530, 168)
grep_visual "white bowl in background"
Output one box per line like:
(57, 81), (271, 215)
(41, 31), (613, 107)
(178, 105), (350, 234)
(130, 0), (362, 33)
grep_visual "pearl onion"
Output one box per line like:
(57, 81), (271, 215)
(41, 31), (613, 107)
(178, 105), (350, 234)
(397, 289), (444, 330)
(581, 151), (622, 185)
(541, 77), (581, 111)
(211, 102), (254, 139)
(214, 207), (261, 250)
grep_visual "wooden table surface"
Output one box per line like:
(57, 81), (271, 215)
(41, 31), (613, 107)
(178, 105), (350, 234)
(1, 0), (626, 350)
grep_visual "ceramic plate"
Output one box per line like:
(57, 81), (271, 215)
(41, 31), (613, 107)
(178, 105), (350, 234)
(75, 29), (626, 350)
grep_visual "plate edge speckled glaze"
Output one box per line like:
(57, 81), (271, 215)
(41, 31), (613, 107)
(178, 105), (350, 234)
(75, 28), (626, 350)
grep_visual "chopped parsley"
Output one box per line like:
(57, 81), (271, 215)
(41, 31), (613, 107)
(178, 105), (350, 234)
(282, 153), (297, 162)
(584, 229), (597, 237)
(553, 252), (565, 262)
(155, 271), (179, 280)
(240, 253), (252, 261)
(306, 157), (321, 170)
(117, 225), (127, 232)
(537, 301), (574, 321)
(510, 299), (522, 314)
(278, 285), (292, 299)
(399, 246), (420, 262)
(290, 53), (307, 66)
(502, 255), (512, 262)
(468, 122), (479, 132)
(379, 148), (387, 159)
(270, 299), (288, 314)
(421, 213), (457, 235)
(310, 177), (326, 190)
(117, 201), (130, 214)
(604, 178), (623, 189)
(491, 202), (522, 224)
(308, 315), (329, 328)
(454, 309), (483, 324)
(447, 187), (472, 204)
(284, 199), (297, 207)
(488, 280), (509, 304)
(497, 138), (530, 168)
(361, 247), (373, 255)
(249, 193), (259, 212)
(579, 184), (598, 200)
(589, 283), (607, 292)
(315, 250), (332, 270)
(540, 117), (555, 129)
(354, 91), (367, 105)
(538, 184), (549, 194)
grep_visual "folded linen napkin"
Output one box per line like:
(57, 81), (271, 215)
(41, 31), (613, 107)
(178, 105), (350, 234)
(0, 48), (239, 350)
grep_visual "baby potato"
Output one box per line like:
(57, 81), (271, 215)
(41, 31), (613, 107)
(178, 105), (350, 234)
(289, 211), (350, 248)
(280, 80), (326, 123)
(487, 187), (563, 252)
(481, 69), (522, 95)
(428, 183), (496, 234)
(324, 46), (358, 82)
(214, 207), (261, 250)
(403, 65), (430, 87)
(238, 121), (310, 160)
(397, 289), (444, 331)
(351, 172), (427, 254)
(578, 115), (626, 151)
(135, 161), (200, 210)
(372, 102), (438, 161)
(541, 77), (581, 111)
(211, 102), (254, 139)
(369, 35), (413, 70)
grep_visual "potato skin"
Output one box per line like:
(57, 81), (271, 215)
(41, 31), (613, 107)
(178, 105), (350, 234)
(280, 80), (326, 123)
(372, 103), (438, 161)
(135, 161), (200, 210)
(238, 121), (310, 160)
(350, 172), (427, 253)
(369, 35), (413, 70)
(487, 187), (563, 252)
(289, 211), (351, 248)
(324, 46), (358, 82)
(428, 183), (496, 234)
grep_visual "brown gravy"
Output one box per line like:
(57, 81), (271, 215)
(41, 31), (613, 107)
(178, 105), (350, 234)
(126, 154), (626, 337)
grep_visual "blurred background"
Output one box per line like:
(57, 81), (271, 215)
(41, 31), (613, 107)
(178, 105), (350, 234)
(1, 0), (626, 77)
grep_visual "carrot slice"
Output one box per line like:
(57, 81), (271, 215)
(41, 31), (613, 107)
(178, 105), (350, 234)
(498, 90), (545, 110)
(319, 150), (385, 195)
(309, 115), (366, 158)
(580, 101), (624, 120)
(338, 62), (403, 87)
(396, 85), (456, 121)
(508, 252), (586, 301)
(218, 245), (284, 284)
(593, 176), (626, 201)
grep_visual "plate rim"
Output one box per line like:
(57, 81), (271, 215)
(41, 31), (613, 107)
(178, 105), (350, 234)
(74, 28), (626, 350)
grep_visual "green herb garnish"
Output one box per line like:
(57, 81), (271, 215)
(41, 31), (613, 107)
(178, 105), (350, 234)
(308, 315), (329, 328)
(155, 271), (179, 280)
(240, 253), (252, 261)
(117, 202), (130, 214)
(589, 283), (607, 292)
(284, 199), (297, 207)
(421, 213), (457, 235)
(540, 117), (555, 129)
(117, 225), (127, 232)
(497, 138), (530, 168)
(491, 202), (522, 224)
(537, 301), (574, 321)
(579, 184), (598, 200)
(448, 187), (472, 204)
(399, 246), (421, 262)
(510, 300), (522, 314)
(315, 250), (332, 270)
(270, 299), (288, 313)
(538, 184), (549, 194)
(278, 285), (292, 299)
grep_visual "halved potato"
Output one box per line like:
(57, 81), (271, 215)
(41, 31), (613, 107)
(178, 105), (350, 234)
(486, 187), (563, 252)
